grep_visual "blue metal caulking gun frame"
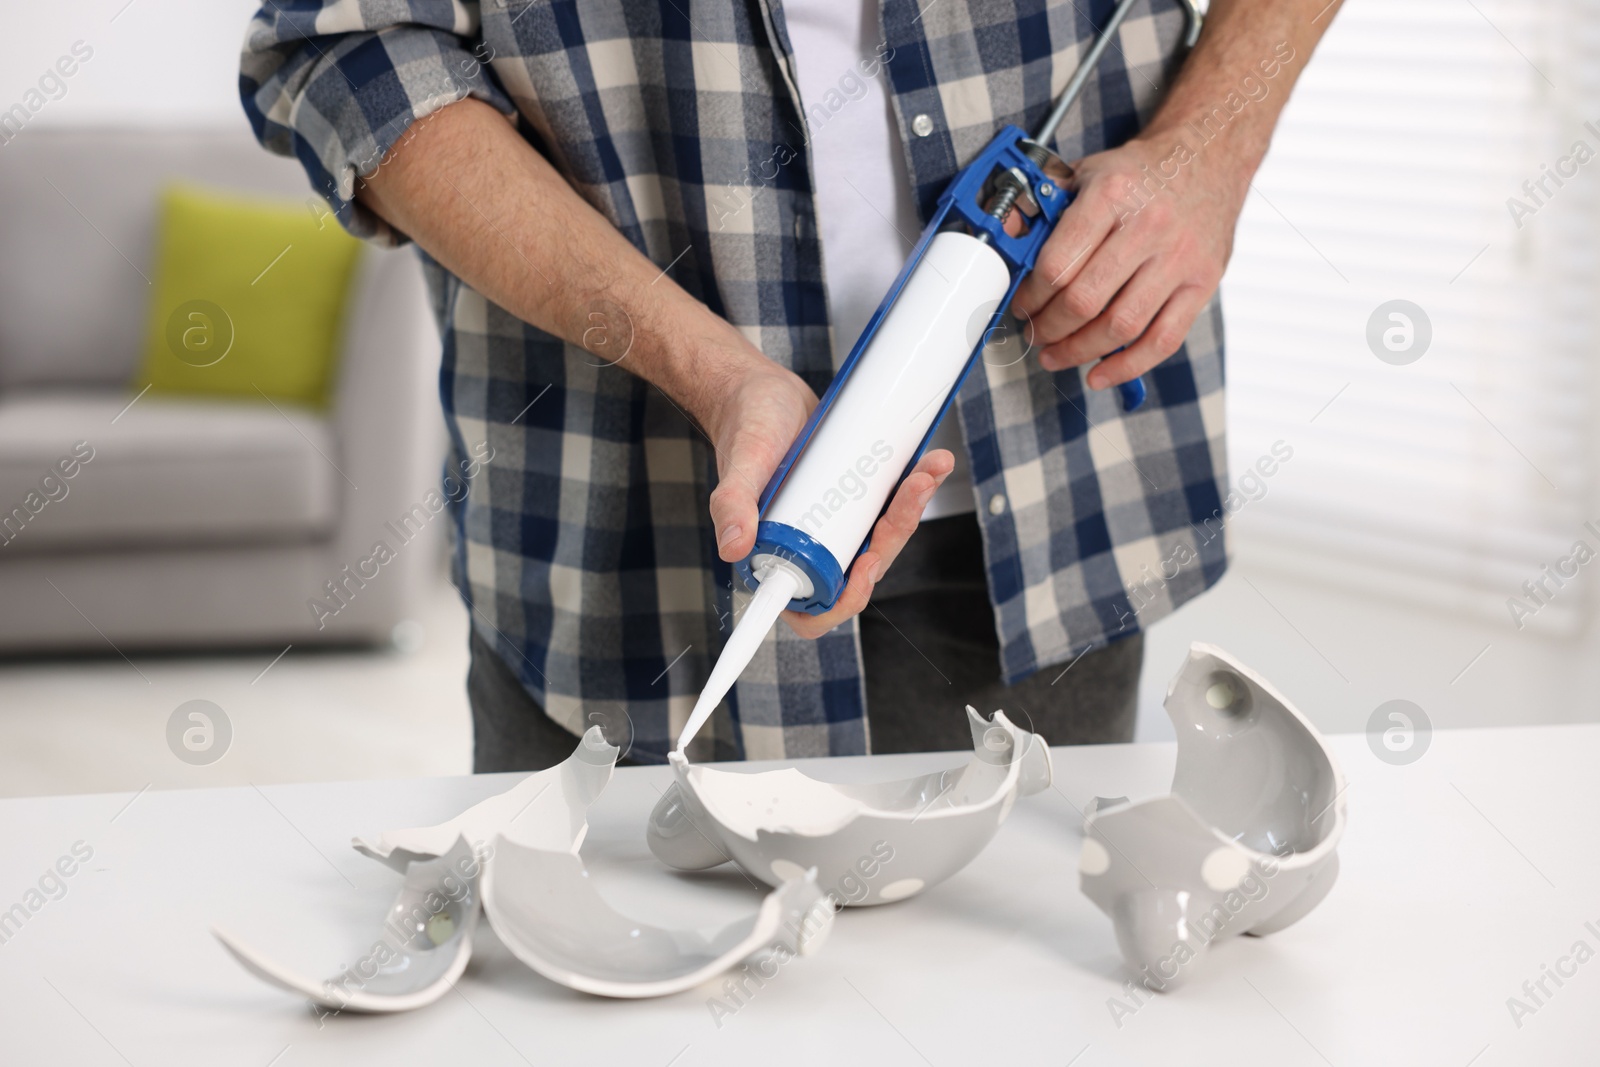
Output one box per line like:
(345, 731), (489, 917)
(735, 0), (1203, 616)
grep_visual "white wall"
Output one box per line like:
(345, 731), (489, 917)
(0, 0), (262, 129)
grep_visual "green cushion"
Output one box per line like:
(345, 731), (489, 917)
(138, 184), (362, 408)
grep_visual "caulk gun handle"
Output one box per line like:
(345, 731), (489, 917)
(1116, 377), (1146, 411)
(1086, 346), (1145, 410)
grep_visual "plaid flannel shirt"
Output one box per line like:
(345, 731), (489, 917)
(241, 0), (1229, 765)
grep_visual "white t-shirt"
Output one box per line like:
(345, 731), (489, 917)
(784, 0), (975, 520)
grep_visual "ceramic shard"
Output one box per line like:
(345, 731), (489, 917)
(354, 725), (620, 867)
(1078, 643), (1346, 990)
(213, 729), (618, 1014)
(483, 838), (833, 998)
(647, 707), (1052, 907)
(217, 726), (834, 1006)
(214, 835), (481, 1014)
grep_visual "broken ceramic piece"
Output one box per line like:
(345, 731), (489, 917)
(215, 836), (481, 1014)
(647, 708), (1052, 906)
(483, 838), (833, 998)
(354, 725), (620, 867)
(213, 730), (618, 1013)
(217, 725), (834, 1005)
(1079, 643), (1347, 990)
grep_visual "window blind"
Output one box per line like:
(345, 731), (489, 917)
(1219, 0), (1599, 635)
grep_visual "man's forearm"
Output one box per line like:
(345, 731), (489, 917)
(353, 97), (754, 417)
(1136, 0), (1339, 206)
(350, 95), (951, 632)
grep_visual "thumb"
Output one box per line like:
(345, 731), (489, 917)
(705, 367), (817, 563)
(708, 426), (783, 562)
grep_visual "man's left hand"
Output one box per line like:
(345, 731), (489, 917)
(1009, 135), (1246, 391)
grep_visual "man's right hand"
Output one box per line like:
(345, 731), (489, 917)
(696, 344), (953, 641)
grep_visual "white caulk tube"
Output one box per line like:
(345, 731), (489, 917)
(761, 232), (1011, 575)
(676, 232), (1011, 752)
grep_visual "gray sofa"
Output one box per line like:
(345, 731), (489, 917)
(0, 129), (447, 651)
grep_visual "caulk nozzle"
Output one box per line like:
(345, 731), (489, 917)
(674, 565), (803, 754)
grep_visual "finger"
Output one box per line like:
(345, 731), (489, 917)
(1085, 283), (1210, 389)
(1011, 193), (1117, 316)
(1039, 259), (1175, 371)
(795, 453), (951, 634)
(862, 448), (954, 576)
(708, 424), (788, 562)
(782, 451), (953, 638)
(1032, 221), (1157, 349)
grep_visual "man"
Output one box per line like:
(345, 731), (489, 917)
(243, 0), (1336, 769)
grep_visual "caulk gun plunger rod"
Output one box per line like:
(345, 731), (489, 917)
(984, 0), (1140, 224)
(1032, 0), (1202, 148)
(1031, 0), (1141, 147)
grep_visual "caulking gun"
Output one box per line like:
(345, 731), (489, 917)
(677, 0), (1204, 752)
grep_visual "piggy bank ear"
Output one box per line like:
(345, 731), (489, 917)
(967, 707), (1052, 796)
(1016, 731), (1053, 797)
(646, 780), (727, 871)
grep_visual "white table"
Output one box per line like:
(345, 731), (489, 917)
(2, 725), (1596, 1066)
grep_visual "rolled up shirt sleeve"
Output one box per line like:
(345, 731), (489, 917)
(240, 0), (515, 244)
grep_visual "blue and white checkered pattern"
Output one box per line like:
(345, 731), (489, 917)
(241, 0), (1229, 764)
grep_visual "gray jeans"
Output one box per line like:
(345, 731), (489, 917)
(468, 514), (1141, 772)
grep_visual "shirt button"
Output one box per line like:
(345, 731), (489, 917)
(911, 113), (935, 138)
(988, 494), (1006, 516)
(793, 215), (805, 239)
